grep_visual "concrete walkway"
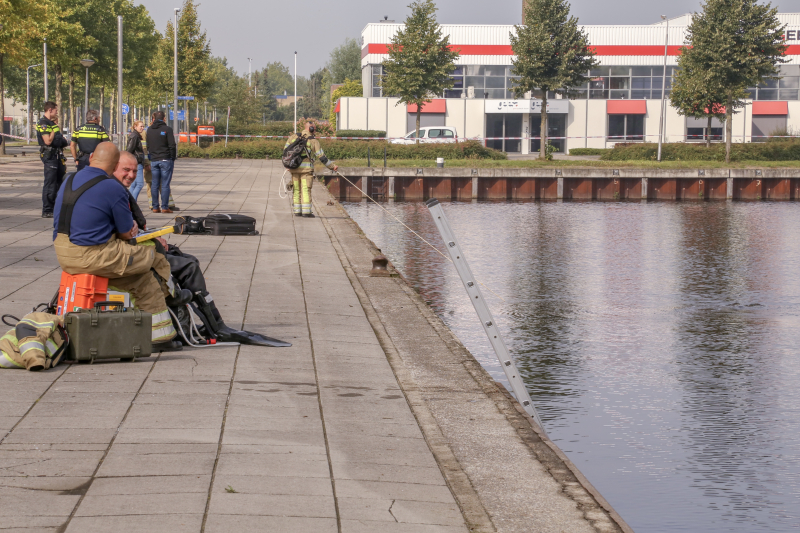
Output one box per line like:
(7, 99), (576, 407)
(0, 159), (627, 533)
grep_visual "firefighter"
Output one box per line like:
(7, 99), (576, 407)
(284, 122), (338, 217)
(52, 142), (186, 350)
(70, 109), (110, 171)
(36, 102), (69, 218)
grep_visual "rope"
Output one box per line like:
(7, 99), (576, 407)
(278, 169), (290, 199)
(332, 170), (505, 303)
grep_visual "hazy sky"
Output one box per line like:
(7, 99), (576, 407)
(135, 0), (794, 77)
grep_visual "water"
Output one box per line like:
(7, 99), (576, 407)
(343, 199), (800, 533)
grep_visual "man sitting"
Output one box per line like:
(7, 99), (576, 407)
(52, 143), (185, 351)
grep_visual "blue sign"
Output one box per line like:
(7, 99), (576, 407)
(177, 96), (194, 101)
(169, 110), (186, 121)
(121, 103), (129, 115)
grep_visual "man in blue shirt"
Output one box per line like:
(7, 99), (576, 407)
(52, 142), (180, 349)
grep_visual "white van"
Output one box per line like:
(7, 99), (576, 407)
(391, 126), (459, 144)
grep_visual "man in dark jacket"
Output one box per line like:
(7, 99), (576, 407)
(145, 111), (177, 214)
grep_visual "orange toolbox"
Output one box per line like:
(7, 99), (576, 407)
(56, 273), (129, 316)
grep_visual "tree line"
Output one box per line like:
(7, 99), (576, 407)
(0, 0), (364, 153)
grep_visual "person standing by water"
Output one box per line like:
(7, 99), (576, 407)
(145, 111), (177, 214)
(126, 120), (148, 201)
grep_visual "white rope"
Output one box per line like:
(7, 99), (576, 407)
(278, 169), (290, 199)
(168, 306), (239, 348)
(332, 170), (505, 303)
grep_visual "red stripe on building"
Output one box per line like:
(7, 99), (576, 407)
(364, 43), (800, 56)
(607, 100), (647, 114)
(752, 101), (788, 115)
(407, 100), (447, 113)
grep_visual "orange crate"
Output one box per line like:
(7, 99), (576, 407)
(57, 272), (109, 316)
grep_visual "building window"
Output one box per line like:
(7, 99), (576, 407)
(485, 113), (522, 153)
(573, 66), (675, 100)
(608, 114), (644, 141)
(531, 114), (566, 154)
(687, 127), (723, 141)
(752, 115), (788, 141)
(372, 65), (384, 97)
(747, 66), (800, 101)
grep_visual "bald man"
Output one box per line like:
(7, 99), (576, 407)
(52, 142), (180, 349)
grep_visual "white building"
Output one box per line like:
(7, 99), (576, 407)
(334, 14), (800, 154)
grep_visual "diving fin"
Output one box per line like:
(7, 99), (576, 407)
(215, 325), (292, 347)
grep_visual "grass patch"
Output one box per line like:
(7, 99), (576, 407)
(336, 158), (800, 169)
(567, 148), (610, 156)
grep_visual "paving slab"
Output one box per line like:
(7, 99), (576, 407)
(0, 160), (623, 533)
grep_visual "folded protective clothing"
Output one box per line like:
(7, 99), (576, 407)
(0, 313), (65, 371)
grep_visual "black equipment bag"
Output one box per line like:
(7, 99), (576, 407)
(281, 135), (311, 169)
(202, 214), (258, 236)
(175, 215), (205, 235)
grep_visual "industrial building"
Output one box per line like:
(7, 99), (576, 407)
(334, 13), (800, 154)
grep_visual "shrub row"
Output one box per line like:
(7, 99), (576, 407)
(178, 139), (507, 160)
(601, 142), (800, 162)
(336, 130), (386, 138)
(208, 121), (295, 137)
(567, 148), (609, 156)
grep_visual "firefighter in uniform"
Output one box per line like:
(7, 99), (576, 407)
(284, 122), (338, 217)
(52, 142), (184, 350)
(70, 109), (110, 171)
(36, 102), (69, 218)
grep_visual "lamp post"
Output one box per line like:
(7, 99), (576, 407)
(248, 57), (252, 88)
(173, 8), (180, 142)
(657, 15), (669, 162)
(80, 59), (96, 123)
(43, 38), (49, 101)
(117, 15), (124, 148)
(26, 64), (42, 144)
(294, 51), (297, 133)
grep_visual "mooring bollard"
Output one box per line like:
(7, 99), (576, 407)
(370, 255), (390, 277)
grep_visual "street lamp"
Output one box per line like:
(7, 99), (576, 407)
(657, 15), (669, 162)
(173, 8), (180, 140)
(248, 57), (252, 87)
(26, 64), (42, 144)
(44, 38), (48, 101)
(80, 59), (95, 122)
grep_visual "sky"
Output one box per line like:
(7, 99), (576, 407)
(135, 0), (795, 77)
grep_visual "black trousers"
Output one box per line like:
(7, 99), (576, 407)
(164, 246), (207, 294)
(76, 155), (91, 171)
(42, 159), (66, 214)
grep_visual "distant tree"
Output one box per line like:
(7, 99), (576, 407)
(684, 0), (786, 162)
(510, 0), (596, 159)
(259, 62), (294, 97)
(380, 0), (459, 142)
(327, 38), (361, 84)
(0, 0), (52, 154)
(670, 54), (733, 148)
(329, 79), (363, 130)
(299, 68), (328, 119)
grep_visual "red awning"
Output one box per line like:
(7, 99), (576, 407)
(407, 100), (446, 114)
(334, 100), (341, 113)
(607, 100), (647, 115)
(752, 101), (788, 115)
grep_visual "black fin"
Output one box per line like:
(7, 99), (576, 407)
(215, 325), (292, 347)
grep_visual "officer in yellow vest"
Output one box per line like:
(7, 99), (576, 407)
(70, 109), (110, 171)
(284, 123), (337, 217)
(36, 101), (69, 218)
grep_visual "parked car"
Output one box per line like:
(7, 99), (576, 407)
(391, 126), (458, 144)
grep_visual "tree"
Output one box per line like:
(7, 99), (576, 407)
(670, 54), (733, 148)
(380, 0), (460, 142)
(328, 38), (361, 84)
(0, 0), (52, 154)
(684, 0), (787, 162)
(299, 68), (327, 119)
(329, 79), (363, 130)
(510, 0), (596, 159)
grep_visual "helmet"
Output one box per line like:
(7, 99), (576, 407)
(307, 123), (316, 133)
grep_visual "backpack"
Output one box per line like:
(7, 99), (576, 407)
(281, 135), (313, 169)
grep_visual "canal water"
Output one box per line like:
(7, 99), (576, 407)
(343, 200), (800, 533)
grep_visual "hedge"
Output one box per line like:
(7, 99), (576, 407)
(178, 139), (507, 160)
(568, 148), (609, 156)
(336, 130), (386, 138)
(208, 121), (294, 137)
(601, 142), (800, 162)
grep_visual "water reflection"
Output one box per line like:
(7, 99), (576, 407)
(343, 199), (800, 533)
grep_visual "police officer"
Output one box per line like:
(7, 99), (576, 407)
(284, 122), (338, 217)
(70, 109), (110, 171)
(36, 102), (69, 218)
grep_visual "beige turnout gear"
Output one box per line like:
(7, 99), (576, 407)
(54, 235), (177, 343)
(285, 133), (336, 216)
(0, 313), (66, 371)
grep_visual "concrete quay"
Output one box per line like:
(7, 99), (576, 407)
(0, 159), (629, 533)
(323, 166), (800, 201)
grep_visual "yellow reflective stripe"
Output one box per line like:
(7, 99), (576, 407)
(19, 340), (44, 355)
(0, 352), (24, 369)
(152, 324), (176, 342)
(1, 332), (18, 346)
(45, 339), (59, 357)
